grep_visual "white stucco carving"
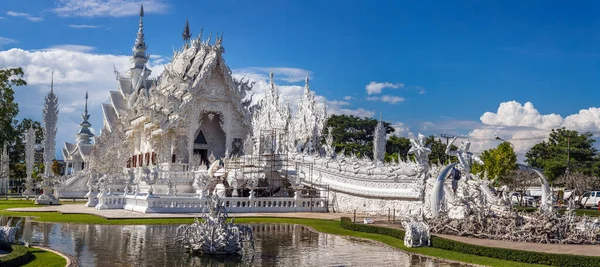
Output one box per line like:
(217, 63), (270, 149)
(36, 75), (60, 205)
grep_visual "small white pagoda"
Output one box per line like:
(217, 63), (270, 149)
(62, 92), (94, 175)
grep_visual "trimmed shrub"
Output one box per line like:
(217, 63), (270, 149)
(0, 241), (34, 266)
(340, 217), (600, 267)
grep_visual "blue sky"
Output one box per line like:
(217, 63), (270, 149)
(1, 0), (600, 159)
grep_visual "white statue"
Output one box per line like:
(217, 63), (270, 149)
(373, 118), (386, 163)
(402, 218), (430, 248)
(409, 133), (432, 174)
(445, 137), (483, 176)
(36, 74), (60, 205)
(174, 194), (254, 255)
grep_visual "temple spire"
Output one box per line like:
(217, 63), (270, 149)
(50, 70), (54, 93)
(132, 3), (148, 68)
(77, 92), (93, 145)
(182, 19), (191, 48)
(84, 91), (89, 115)
(304, 74), (310, 94)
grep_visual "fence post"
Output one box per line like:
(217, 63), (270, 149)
(353, 209), (356, 223)
(388, 208), (390, 223)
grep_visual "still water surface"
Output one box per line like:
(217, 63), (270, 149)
(20, 222), (466, 267)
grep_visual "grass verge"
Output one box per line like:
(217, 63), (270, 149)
(21, 247), (67, 267)
(340, 217), (600, 267)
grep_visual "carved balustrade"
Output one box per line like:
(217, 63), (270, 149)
(96, 194), (327, 213)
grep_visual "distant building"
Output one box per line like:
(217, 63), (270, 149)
(34, 147), (44, 165)
(62, 92), (94, 175)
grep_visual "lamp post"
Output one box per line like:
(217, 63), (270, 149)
(494, 134), (514, 148)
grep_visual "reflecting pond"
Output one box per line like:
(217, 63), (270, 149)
(19, 221), (467, 267)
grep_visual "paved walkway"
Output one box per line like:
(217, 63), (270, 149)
(376, 222), (600, 257)
(7, 205), (351, 220)
(9, 205), (600, 258)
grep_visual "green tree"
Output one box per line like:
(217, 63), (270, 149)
(472, 142), (517, 178)
(525, 128), (598, 182)
(0, 68), (26, 146)
(0, 68), (44, 180)
(323, 115), (394, 159)
(425, 135), (457, 165)
(384, 135), (411, 162)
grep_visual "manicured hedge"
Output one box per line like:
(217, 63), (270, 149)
(340, 217), (600, 267)
(0, 241), (34, 267)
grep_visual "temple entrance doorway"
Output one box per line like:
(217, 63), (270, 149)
(197, 112), (226, 160)
(193, 130), (208, 165)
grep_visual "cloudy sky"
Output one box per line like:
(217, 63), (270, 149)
(1, 0), (600, 161)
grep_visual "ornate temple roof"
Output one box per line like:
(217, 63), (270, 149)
(102, 7), (253, 133)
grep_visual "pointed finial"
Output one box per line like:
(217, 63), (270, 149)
(140, 3), (144, 17)
(270, 71), (274, 82)
(84, 91), (89, 114)
(50, 70), (54, 93)
(182, 18), (191, 46)
(216, 31), (224, 47)
(303, 73), (311, 94)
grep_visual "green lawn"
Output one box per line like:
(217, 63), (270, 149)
(22, 247), (67, 267)
(0, 199), (548, 267)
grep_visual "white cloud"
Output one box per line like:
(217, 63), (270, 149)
(365, 81), (403, 95)
(480, 101), (563, 129)
(343, 95), (353, 100)
(68, 24), (106, 29)
(391, 122), (411, 137)
(53, 0), (171, 17)
(327, 100), (350, 106)
(6, 11), (43, 22)
(467, 101), (600, 162)
(0, 37), (18, 48)
(46, 45), (96, 53)
(366, 95), (405, 104)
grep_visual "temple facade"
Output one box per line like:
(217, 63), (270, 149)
(62, 92), (94, 175)
(101, 5), (254, 169)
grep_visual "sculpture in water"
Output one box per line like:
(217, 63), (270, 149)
(175, 194), (254, 254)
(36, 74), (60, 205)
(0, 216), (23, 243)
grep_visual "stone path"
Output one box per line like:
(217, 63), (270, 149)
(376, 222), (600, 257)
(7, 204), (351, 220)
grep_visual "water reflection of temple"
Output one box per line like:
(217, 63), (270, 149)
(21, 221), (458, 267)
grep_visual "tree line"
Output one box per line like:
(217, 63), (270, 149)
(0, 67), (45, 187)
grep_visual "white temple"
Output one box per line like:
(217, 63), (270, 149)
(62, 92), (94, 175)
(55, 5), (517, 220)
